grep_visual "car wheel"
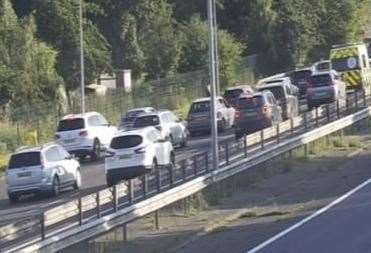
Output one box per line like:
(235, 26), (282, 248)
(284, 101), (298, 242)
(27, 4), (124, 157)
(219, 118), (227, 133)
(73, 169), (82, 190)
(51, 176), (60, 197)
(8, 193), (19, 203)
(90, 139), (101, 162)
(181, 133), (188, 148)
(169, 152), (175, 167)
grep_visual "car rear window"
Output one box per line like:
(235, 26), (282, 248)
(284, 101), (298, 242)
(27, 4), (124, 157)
(259, 87), (285, 100)
(8, 152), (41, 169)
(237, 96), (264, 109)
(190, 102), (210, 113)
(125, 110), (145, 119)
(110, 135), (143, 149)
(224, 89), (243, 98)
(133, 115), (160, 127)
(311, 74), (332, 87)
(57, 118), (85, 131)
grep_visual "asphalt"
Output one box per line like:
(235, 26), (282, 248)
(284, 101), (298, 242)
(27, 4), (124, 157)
(176, 156), (371, 253)
(248, 180), (371, 253)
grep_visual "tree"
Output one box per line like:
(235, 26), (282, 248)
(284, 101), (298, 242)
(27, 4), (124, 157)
(0, 0), (62, 110)
(179, 15), (245, 87)
(33, 0), (111, 98)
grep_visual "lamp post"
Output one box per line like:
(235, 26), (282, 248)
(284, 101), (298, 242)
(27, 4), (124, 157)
(79, 0), (85, 115)
(207, 0), (219, 171)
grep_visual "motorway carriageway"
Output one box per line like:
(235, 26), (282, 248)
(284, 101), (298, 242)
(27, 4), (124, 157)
(247, 178), (371, 253)
(0, 102), (309, 222)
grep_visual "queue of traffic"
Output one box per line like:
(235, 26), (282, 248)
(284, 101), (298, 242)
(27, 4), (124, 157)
(4, 42), (371, 202)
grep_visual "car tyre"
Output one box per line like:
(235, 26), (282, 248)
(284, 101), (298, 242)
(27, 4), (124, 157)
(73, 169), (82, 190)
(152, 158), (158, 171)
(51, 176), (60, 197)
(90, 139), (101, 162)
(106, 176), (117, 187)
(8, 193), (19, 203)
(219, 118), (227, 133)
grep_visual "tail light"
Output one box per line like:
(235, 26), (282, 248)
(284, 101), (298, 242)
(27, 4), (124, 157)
(155, 126), (162, 131)
(105, 150), (115, 157)
(235, 110), (241, 119)
(79, 130), (88, 137)
(54, 134), (61, 140)
(262, 105), (268, 113)
(135, 146), (147, 154)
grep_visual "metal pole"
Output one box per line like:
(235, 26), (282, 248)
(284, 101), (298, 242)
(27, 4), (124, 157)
(212, 0), (220, 95)
(207, 0), (219, 172)
(79, 0), (85, 115)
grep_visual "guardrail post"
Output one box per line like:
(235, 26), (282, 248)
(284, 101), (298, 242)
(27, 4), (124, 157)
(142, 174), (148, 197)
(336, 100), (340, 119)
(326, 104), (330, 122)
(276, 124), (280, 144)
(113, 185), (118, 212)
(315, 107), (319, 127)
(193, 156), (198, 176)
(345, 96), (349, 111)
(225, 143), (229, 165)
(168, 164), (174, 186)
(78, 197), (83, 226)
(154, 210), (160, 230)
(123, 224), (128, 242)
(260, 130), (265, 150)
(156, 168), (161, 192)
(40, 213), (45, 240)
(363, 89), (367, 107)
(128, 179), (134, 205)
(290, 118), (294, 134)
(205, 152), (209, 173)
(96, 192), (101, 218)
(354, 90), (358, 110)
(244, 135), (247, 157)
(182, 160), (187, 180)
(304, 112), (308, 130)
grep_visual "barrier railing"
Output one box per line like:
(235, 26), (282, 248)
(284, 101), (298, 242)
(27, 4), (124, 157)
(1, 89), (368, 252)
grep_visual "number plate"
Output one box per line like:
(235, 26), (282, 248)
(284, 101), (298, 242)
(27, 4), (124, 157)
(315, 91), (328, 98)
(119, 154), (132, 159)
(17, 172), (31, 177)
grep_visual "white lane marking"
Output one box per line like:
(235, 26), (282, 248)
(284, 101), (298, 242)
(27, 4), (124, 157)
(247, 177), (371, 253)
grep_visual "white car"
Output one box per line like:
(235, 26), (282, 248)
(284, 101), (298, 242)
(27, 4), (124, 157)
(6, 144), (81, 202)
(105, 127), (174, 186)
(132, 110), (188, 148)
(55, 112), (117, 161)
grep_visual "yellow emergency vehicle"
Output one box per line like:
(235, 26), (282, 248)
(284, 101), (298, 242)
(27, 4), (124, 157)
(330, 43), (371, 94)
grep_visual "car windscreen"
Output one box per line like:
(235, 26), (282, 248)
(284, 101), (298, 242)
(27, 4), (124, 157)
(224, 89), (243, 98)
(292, 70), (312, 81)
(237, 96), (264, 109)
(110, 135), (143, 149)
(8, 152), (41, 169)
(57, 118), (85, 131)
(133, 115), (160, 127)
(190, 102), (210, 113)
(332, 57), (360, 72)
(259, 87), (285, 100)
(311, 74), (332, 87)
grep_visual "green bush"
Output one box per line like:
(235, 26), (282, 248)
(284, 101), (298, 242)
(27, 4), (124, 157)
(0, 124), (18, 152)
(0, 142), (7, 154)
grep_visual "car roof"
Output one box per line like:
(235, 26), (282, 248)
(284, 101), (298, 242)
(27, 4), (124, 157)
(13, 143), (58, 155)
(225, 85), (252, 90)
(192, 96), (224, 103)
(258, 83), (286, 89)
(115, 126), (156, 137)
(61, 111), (100, 120)
(312, 70), (337, 76)
(127, 107), (155, 113)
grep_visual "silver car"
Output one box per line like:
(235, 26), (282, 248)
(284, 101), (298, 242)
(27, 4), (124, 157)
(132, 110), (188, 148)
(6, 144), (81, 202)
